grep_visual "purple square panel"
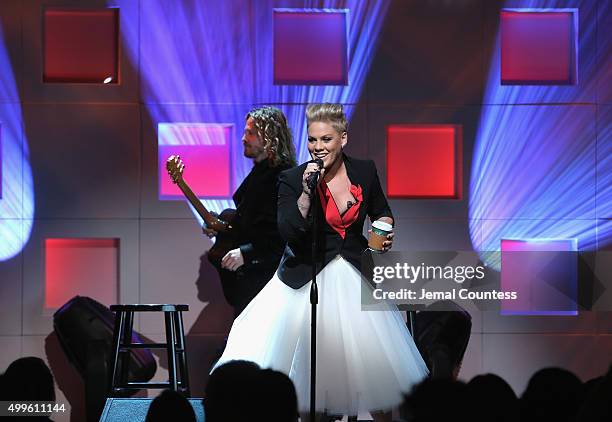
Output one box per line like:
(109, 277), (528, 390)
(501, 238), (578, 316)
(501, 9), (577, 85)
(273, 9), (348, 85)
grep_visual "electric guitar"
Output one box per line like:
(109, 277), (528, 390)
(166, 155), (240, 303)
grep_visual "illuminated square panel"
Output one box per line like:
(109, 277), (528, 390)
(43, 8), (119, 83)
(501, 238), (578, 316)
(0, 123), (2, 199)
(158, 123), (233, 200)
(273, 9), (348, 85)
(386, 125), (462, 199)
(45, 238), (119, 309)
(501, 9), (578, 85)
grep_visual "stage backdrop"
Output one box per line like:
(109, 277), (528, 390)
(0, 1), (610, 420)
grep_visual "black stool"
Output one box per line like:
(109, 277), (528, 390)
(109, 304), (190, 396)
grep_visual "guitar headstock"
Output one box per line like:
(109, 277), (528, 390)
(166, 155), (185, 184)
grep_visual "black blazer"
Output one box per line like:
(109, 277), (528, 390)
(232, 159), (290, 273)
(276, 154), (393, 289)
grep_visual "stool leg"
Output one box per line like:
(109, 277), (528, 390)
(164, 311), (178, 391)
(120, 311), (134, 387)
(174, 310), (190, 395)
(110, 311), (126, 395)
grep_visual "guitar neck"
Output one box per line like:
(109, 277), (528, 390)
(176, 179), (216, 225)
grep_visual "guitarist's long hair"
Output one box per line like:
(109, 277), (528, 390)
(247, 106), (297, 168)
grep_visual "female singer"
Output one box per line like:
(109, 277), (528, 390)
(213, 104), (428, 421)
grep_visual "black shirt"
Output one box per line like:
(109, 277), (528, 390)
(228, 158), (291, 314)
(233, 158), (290, 271)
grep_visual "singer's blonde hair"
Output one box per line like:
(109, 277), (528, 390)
(305, 103), (348, 134)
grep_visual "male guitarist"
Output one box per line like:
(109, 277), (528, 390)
(203, 106), (296, 316)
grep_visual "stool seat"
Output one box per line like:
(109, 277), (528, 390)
(110, 304), (189, 312)
(109, 304), (190, 396)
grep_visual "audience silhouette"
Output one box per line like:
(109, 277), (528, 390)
(252, 368), (299, 421)
(400, 378), (469, 421)
(2, 355), (610, 421)
(575, 364), (612, 421)
(205, 360), (299, 421)
(204, 360), (261, 421)
(520, 367), (582, 422)
(145, 389), (196, 422)
(465, 373), (518, 422)
(0, 357), (56, 421)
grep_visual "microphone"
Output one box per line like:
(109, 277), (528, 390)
(306, 158), (324, 192)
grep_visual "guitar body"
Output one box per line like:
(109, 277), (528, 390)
(206, 209), (243, 306)
(206, 208), (237, 267)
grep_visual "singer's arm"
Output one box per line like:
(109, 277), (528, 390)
(278, 162), (323, 242)
(297, 192), (311, 219)
(367, 160), (394, 223)
(278, 168), (311, 243)
(296, 159), (323, 219)
(366, 159), (395, 250)
(297, 158), (325, 219)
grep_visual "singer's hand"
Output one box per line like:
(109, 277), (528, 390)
(366, 230), (395, 252)
(302, 162), (325, 195)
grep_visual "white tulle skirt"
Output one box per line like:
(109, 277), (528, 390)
(212, 255), (429, 415)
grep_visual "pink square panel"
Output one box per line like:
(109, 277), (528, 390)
(386, 125), (462, 199)
(273, 9), (348, 85)
(45, 238), (119, 309)
(158, 123), (233, 200)
(501, 9), (577, 85)
(43, 8), (119, 83)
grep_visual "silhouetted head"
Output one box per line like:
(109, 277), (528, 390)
(0, 357), (55, 401)
(575, 364), (612, 421)
(145, 389), (196, 422)
(205, 360), (261, 422)
(466, 373), (518, 421)
(401, 378), (468, 421)
(252, 369), (298, 421)
(521, 367), (582, 422)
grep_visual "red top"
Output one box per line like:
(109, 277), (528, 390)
(317, 182), (363, 239)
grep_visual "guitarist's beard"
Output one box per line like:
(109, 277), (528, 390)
(243, 142), (266, 161)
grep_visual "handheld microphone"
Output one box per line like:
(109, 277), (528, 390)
(306, 158), (324, 192)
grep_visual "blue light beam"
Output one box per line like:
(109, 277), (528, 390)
(469, 1), (611, 270)
(0, 22), (34, 261)
(109, 0), (390, 219)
